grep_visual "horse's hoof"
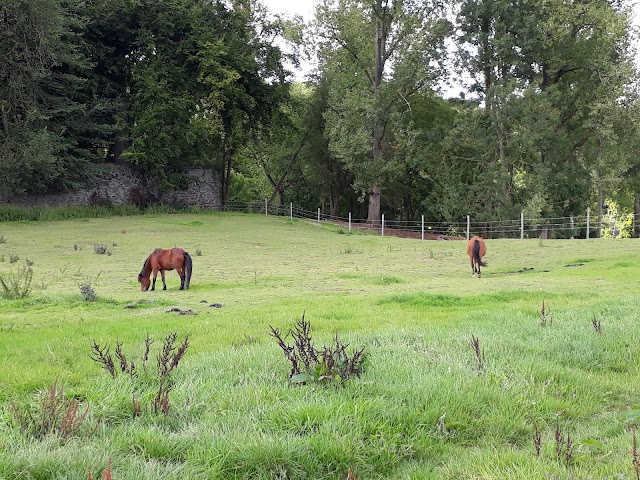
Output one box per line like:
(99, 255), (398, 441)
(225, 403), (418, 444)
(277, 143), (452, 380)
(163, 287), (167, 291)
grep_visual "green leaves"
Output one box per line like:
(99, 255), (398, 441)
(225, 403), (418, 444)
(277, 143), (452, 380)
(626, 407), (640, 425)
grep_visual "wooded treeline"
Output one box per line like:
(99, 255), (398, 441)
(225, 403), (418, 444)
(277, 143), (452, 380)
(2, 0), (639, 229)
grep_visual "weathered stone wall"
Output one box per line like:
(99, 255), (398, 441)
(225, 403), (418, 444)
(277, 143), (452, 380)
(160, 168), (221, 208)
(4, 164), (221, 209)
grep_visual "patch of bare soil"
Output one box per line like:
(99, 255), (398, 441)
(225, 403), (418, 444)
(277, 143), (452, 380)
(331, 220), (464, 241)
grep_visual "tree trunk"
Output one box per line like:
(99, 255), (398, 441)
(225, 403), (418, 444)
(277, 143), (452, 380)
(366, 3), (386, 224)
(329, 185), (342, 217)
(112, 138), (131, 162)
(367, 186), (381, 224)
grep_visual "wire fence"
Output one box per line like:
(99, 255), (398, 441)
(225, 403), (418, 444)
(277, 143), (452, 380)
(219, 200), (638, 240)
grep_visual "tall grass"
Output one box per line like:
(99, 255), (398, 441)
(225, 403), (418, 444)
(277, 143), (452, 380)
(1, 212), (640, 479)
(0, 204), (209, 222)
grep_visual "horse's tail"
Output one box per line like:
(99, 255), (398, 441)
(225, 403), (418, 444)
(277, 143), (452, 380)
(472, 239), (487, 267)
(183, 252), (192, 289)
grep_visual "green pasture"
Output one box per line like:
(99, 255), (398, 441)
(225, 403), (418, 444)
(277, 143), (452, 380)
(1, 211), (640, 479)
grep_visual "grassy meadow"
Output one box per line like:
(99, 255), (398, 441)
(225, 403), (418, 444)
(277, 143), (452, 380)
(1, 211), (640, 479)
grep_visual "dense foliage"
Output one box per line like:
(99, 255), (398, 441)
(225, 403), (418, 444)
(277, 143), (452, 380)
(1, 0), (639, 230)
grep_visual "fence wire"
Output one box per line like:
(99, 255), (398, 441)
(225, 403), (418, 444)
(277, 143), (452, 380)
(218, 201), (637, 239)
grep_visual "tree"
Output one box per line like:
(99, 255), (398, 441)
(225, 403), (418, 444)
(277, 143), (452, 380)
(313, 0), (449, 222)
(457, 0), (635, 222)
(0, 0), (114, 195)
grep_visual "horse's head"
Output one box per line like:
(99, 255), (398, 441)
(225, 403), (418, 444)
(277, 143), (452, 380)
(138, 273), (150, 291)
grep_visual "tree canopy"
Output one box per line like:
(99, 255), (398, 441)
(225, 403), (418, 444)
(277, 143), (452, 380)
(1, 0), (639, 233)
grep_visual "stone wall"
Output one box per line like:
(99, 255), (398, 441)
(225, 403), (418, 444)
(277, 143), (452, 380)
(4, 164), (222, 209)
(160, 168), (221, 208)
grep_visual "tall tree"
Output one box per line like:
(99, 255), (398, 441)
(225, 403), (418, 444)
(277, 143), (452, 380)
(0, 0), (114, 195)
(313, 0), (449, 222)
(457, 0), (635, 221)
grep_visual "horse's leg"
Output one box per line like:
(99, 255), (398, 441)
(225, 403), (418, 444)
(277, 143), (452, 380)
(470, 259), (475, 277)
(178, 267), (185, 290)
(477, 259), (482, 278)
(151, 269), (158, 291)
(161, 270), (167, 290)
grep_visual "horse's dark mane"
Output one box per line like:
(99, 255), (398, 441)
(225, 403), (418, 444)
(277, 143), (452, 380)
(139, 254), (152, 277)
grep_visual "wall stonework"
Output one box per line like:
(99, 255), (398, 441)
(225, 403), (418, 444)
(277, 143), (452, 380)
(160, 168), (221, 208)
(4, 164), (222, 209)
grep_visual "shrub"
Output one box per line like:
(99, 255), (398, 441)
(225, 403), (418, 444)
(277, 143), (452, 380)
(93, 244), (108, 255)
(79, 282), (96, 302)
(0, 264), (33, 299)
(269, 314), (368, 384)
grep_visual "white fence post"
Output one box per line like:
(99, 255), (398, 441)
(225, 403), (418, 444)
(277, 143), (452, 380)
(570, 215), (574, 238)
(317, 208), (320, 227)
(381, 214), (385, 237)
(421, 215), (424, 241)
(520, 211), (524, 240)
(348, 212), (352, 233)
(265, 199), (268, 217)
(466, 215), (470, 241)
(586, 207), (590, 239)
(290, 202), (292, 221)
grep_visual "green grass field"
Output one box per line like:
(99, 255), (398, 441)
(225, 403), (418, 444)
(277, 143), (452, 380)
(1, 211), (640, 479)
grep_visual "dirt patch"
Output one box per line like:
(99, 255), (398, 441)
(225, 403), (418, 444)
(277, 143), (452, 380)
(331, 220), (464, 241)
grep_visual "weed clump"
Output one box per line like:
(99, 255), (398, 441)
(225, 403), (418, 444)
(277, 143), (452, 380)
(591, 314), (602, 334)
(10, 379), (93, 442)
(539, 300), (553, 327)
(470, 334), (485, 374)
(269, 314), (367, 384)
(93, 244), (108, 255)
(90, 333), (189, 415)
(79, 282), (97, 302)
(0, 264), (33, 299)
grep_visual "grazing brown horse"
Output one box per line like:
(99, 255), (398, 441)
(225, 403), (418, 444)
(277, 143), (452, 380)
(138, 248), (192, 291)
(466, 236), (487, 278)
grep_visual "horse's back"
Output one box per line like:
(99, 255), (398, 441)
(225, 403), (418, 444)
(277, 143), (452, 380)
(467, 236), (486, 257)
(151, 247), (185, 269)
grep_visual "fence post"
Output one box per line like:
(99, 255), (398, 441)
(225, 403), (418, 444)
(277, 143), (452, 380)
(570, 215), (574, 238)
(421, 215), (424, 241)
(586, 207), (590, 239)
(265, 199), (268, 217)
(466, 215), (470, 241)
(520, 211), (524, 240)
(381, 214), (385, 237)
(317, 208), (320, 227)
(349, 212), (352, 233)
(290, 202), (292, 221)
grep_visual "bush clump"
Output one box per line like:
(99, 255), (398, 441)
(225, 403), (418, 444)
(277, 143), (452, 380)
(0, 264), (33, 299)
(79, 282), (96, 302)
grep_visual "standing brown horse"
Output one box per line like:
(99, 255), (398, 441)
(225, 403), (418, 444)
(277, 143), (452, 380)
(138, 248), (192, 291)
(466, 236), (487, 277)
